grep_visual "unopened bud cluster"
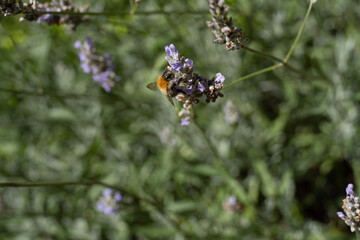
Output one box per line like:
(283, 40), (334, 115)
(164, 44), (225, 126)
(74, 37), (121, 93)
(207, 0), (247, 51)
(0, 0), (40, 21)
(97, 188), (123, 215)
(337, 184), (360, 232)
(36, 0), (89, 30)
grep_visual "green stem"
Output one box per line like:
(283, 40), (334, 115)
(225, 2), (315, 89)
(223, 63), (283, 90)
(39, 10), (209, 16)
(241, 45), (304, 76)
(284, 2), (314, 63)
(356, 229), (360, 240)
(192, 117), (226, 170)
(0, 180), (133, 196)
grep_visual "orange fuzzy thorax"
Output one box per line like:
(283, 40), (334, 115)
(157, 76), (169, 95)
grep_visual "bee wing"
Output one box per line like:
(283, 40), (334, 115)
(146, 82), (158, 91)
(167, 95), (175, 107)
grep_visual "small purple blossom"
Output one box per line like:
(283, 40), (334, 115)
(75, 38), (121, 92)
(215, 73), (225, 83)
(197, 82), (206, 92)
(97, 188), (122, 215)
(165, 44), (179, 59)
(222, 196), (241, 213)
(165, 44), (183, 72)
(347, 183), (355, 196)
(185, 58), (193, 68)
(181, 117), (191, 126)
(337, 211), (345, 220)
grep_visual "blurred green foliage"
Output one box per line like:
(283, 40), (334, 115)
(0, 0), (359, 239)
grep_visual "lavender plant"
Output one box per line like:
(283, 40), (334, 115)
(207, 0), (248, 51)
(74, 37), (121, 93)
(337, 184), (360, 237)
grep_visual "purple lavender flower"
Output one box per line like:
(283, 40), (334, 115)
(97, 188), (122, 215)
(165, 44), (180, 71)
(181, 117), (191, 126)
(215, 73), (225, 83)
(222, 196), (241, 213)
(347, 183), (355, 196)
(75, 38), (121, 92)
(185, 58), (193, 68)
(197, 82), (206, 92)
(337, 183), (360, 232)
(35, 0), (89, 30)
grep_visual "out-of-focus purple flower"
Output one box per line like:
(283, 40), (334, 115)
(337, 183), (360, 232)
(74, 41), (82, 49)
(35, 0), (89, 30)
(347, 183), (355, 196)
(222, 196), (241, 213)
(337, 212), (345, 220)
(97, 188), (122, 215)
(75, 38), (121, 92)
(181, 117), (191, 126)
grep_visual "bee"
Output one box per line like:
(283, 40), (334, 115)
(146, 70), (178, 106)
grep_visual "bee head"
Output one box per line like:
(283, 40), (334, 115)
(162, 70), (175, 82)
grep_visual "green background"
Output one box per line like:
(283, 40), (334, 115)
(0, 0), (359, 239)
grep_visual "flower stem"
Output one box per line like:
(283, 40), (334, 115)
(0, 180), (126, 193)
(223, 63), (283, 90)
(39, 9), (209, 16)
(284, 1), (314, 63)
(225, 2), (315, 89)
(356, 229), (360, 240)
(240, 45), (304, 76)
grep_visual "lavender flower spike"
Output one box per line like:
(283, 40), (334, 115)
(97, 188), (123, 215)
(207, 0), (247, 50)
(75, 38), (121, 92)
(337, 183), (360, 232)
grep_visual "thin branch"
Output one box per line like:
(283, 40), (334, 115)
(240, 45), (304, 76)
(284, 2), (314, 62)
(39, 10), (210, 17)
(223, 63), (283, 90)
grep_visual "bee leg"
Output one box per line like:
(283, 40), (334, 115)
(167, 96), (175, 107)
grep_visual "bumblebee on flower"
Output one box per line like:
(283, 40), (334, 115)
(147, 43), (226, 126)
